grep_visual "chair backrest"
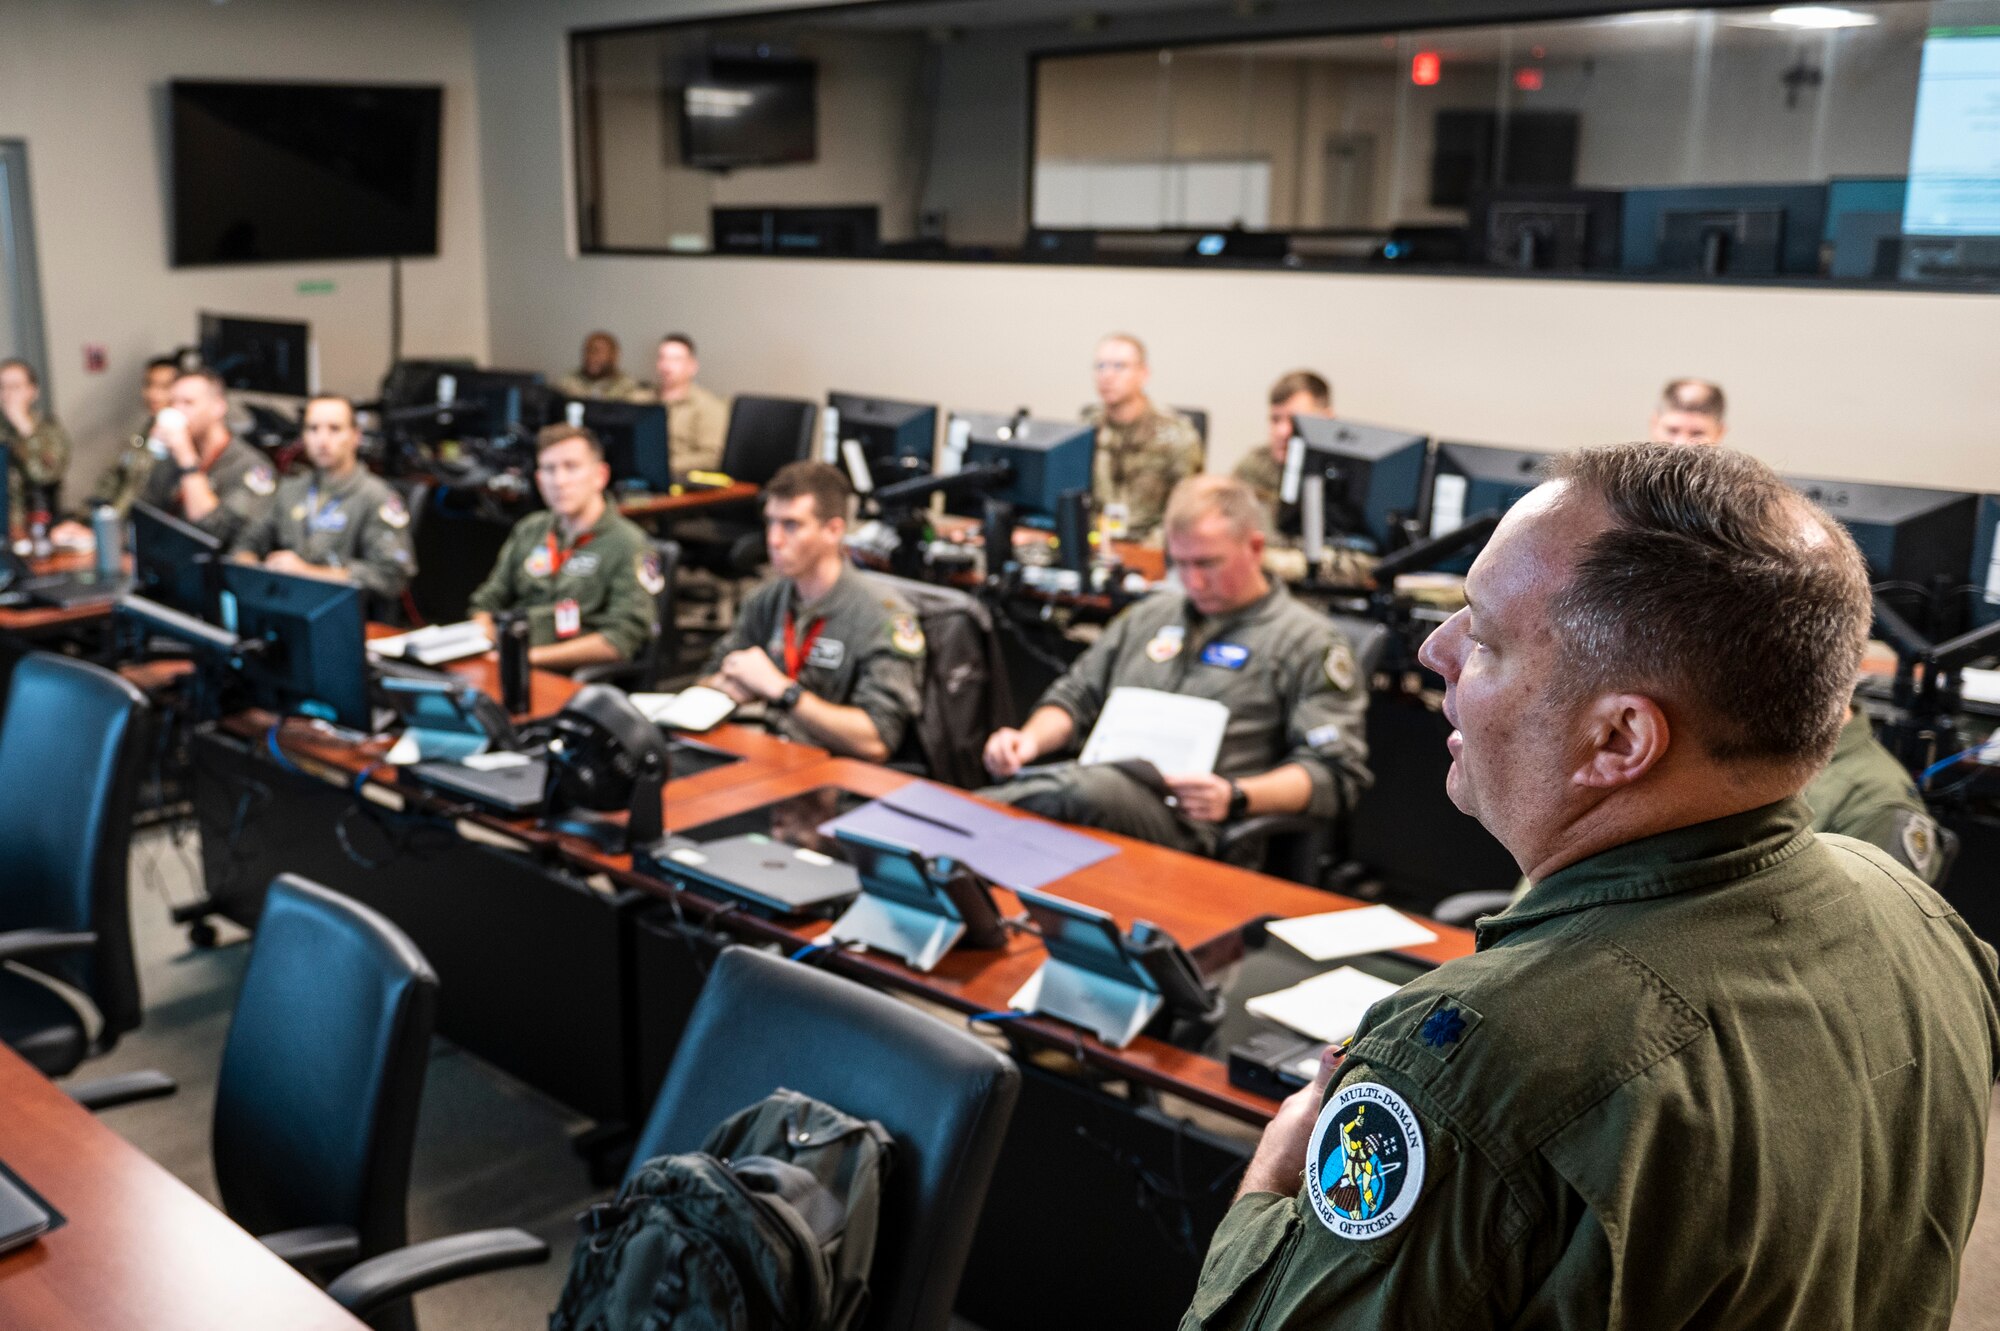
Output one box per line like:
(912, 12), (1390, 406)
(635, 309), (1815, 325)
(630, 947), (1019, 1331)
(1174, 405), (1210, 448)
(722, 396), (817, 485)
(1327, 612), (1391, 683)
(213, 875), (439, 1259)
(861, 570), (1013, 787)
(633, 538), (682, 687)
(0, 653), (149, 1045)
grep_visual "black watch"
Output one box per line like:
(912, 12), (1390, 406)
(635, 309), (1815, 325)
(773, 683), (803, 712)
(1226, 779), (1249, 821)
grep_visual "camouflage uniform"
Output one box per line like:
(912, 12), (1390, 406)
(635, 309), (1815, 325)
(0, 413), (72, 532)
(552, 370), (647, 402)
(1086, 400), (1203, 543)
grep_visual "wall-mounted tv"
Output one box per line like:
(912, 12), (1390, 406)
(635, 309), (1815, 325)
(679, 57), (817, 171)
(170, 79), (442, 267)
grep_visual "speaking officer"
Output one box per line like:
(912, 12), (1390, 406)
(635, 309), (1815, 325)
(700, 461), (924, 764)
(1185, 444), (2000, 1330)
(136, 367), (277, 547)
(229, 394), (416, 603)
(467, 424), (659, 672)
(981, 474), (1369, 856)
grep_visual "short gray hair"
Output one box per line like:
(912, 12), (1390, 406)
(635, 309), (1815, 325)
(1164, 473), (1266, 541)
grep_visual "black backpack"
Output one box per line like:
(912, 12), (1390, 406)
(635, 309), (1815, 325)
(551, 1088), (894, 1331)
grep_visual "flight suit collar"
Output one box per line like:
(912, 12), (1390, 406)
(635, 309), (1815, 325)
(1180, 580), (1285, 634)
(786, 562), (858, 622)
(309, 463), (367, 501)
(1476, 797), (1815, 949)
(550, 500), (616, 550)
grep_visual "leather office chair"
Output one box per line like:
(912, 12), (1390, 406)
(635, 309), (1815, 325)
(1214, 613), (1390, 887)
(89, 874), (547, 1330)
(862, 570), (1014, 787)
(0, 654), (150, 1077)
(574, 538), (682, 691)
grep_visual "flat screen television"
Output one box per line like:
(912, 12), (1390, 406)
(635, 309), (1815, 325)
(170, 79), (442, 266)
(680, 58), (817, 170)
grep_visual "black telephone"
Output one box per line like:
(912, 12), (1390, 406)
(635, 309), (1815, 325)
(922, 854), (1010, 950)
(1015, 888), (1226, 1029)
(1126, 918), (1227, 1026)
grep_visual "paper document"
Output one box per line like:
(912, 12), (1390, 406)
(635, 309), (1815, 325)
(1267, 905), (1437, 963)
(630, 686), (736, 732)
(1246, 966), (1403, 1045)
(1960, 667), (2000, 707)
(1078, 687), (1229, 775)
(369, 621), (492, 666)
(821, 783), (1116, 891)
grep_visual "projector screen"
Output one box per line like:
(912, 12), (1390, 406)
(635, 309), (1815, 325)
(1904, 28), (2000, 235)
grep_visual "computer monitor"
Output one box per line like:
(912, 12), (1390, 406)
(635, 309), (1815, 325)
(1785, 474), (1979, 592)
(198, 312), (311, 397)
(1620, 185), (1827, 276)
(454, 369), (553, 438)
(380, 358), (476, 412)
(579, 400), (672, 492)
(825, 392), (937, 489)
(942, 412), (1095, 530)
(131, 502), (223, 618)
(217, 562), (370, 732)
(1282, 417), (1429, 554)
(1422, 441), (1556, 572)
(1824, 177), (1907, 279)
(1973, 496), (2000, 628)
(1473, 189), (1622, 271)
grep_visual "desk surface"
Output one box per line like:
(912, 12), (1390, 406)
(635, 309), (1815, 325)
(0, 551), (121, 634)
(0, 1045), (367, 1330)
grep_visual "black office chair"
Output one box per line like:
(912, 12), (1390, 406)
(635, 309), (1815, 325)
(0, 654), (151, 1078)
(1174, 405), (1210, 457)
(675, 395), (818, 582)
(329, 947), (1019, 1331)
(575, 538), (682, 691)
(863, 570), (1014, 787)
(1214, 613), (1390, 886)
(86, 875), (546, 1330)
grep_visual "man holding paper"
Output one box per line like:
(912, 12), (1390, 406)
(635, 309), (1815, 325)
(980, 474), (1369, 857)
(1182, 445), (1999, 1330)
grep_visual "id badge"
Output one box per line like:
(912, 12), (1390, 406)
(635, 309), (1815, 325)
(1102, 502), (1131, 540)
(553, 598), (582, 640)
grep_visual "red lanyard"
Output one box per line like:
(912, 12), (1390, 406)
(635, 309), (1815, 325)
(546, 528), (595, 575)
(782, 610), (825, 679)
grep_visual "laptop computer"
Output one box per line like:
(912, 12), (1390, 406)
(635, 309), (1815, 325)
(23, 569), (133, 609)
(648, 832), (861, 918)
(409, 753), (549, 814)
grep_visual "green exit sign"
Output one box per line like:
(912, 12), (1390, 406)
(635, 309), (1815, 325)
(296, 279), (336, 295)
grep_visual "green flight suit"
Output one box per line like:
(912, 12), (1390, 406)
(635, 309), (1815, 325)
(136, 436), (277, 549)
(229, 466), (417, 602)
(1809, 708), (1947, 883)
(467, 505), (658, 662)
(703, 565), (925, 756)
(1185, 799), (2000, 1331)
(982, 584), (1371, 856)
(0, 413), (72, 531)
(1086, 400), (1203, 544)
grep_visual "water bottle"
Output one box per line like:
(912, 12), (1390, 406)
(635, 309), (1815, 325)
(92, 504), (122, 582)
(497, 611), (532, 715)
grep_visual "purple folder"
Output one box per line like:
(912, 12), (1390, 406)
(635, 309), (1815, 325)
(819, 782), (1117, 891)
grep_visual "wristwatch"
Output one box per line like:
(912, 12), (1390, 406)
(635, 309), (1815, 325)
(1226, 779), (1249, 821)
(773, 683), (803, 713)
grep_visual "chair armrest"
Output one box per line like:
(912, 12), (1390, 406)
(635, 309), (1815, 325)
(324, 1228), (550, 1319)
(1214, 812), (1317, 858)
(0, 929), (96, 965)
(260, 1224), (362, 1274)
(66, 1069), (178, 1111)
(1430, 890), (1515, 928)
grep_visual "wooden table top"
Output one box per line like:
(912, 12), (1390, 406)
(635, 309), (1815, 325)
(0, 551), (121, 634)
(617, 480), (759, 519)
(0, 1044), (367, 1330)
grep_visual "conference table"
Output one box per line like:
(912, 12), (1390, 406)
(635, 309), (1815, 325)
(0, 1043), (366, 1330)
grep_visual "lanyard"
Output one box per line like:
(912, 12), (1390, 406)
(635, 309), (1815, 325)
(304, 482), (340, 529)
(545, 527), (596, 575)
(782, 609), (825, 679)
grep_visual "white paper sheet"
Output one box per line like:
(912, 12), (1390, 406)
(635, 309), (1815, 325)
(1078, 687), (1229, 775)
(1245, 966), (1403, 1044)
(630, 686), (736, 732)
(1266, 904), (1438, 963)
(368, 621), (492, 666)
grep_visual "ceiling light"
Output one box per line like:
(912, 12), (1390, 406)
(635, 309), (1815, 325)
(1765, 5), (1879, 27)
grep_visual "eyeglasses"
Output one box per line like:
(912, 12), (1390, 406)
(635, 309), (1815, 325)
(1093, 360), (1137, 373)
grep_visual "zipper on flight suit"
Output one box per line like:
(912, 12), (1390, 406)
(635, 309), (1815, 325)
(1242, 1209), (1305, 1329)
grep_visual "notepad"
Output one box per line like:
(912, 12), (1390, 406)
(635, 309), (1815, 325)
(368, 621), (492, 666)
(1266, 905), (1437, 963)
(1246, 966), (1403, 1045)
(1079, 687), (1229, 775)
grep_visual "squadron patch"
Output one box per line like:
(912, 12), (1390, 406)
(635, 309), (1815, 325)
(245, 465), (277, 497)
(524, 544), (555, 578)
(636, 550), (666, 596)
(891, 614), (925, 656)
(1145, 624), (1186, 663)
(807, 638), (846, 671)
(1305, 1082), (1426, 1240)
(562, 551), (601, 577)
(1899, 813), (1940, 879)
(1324, 640), (1358, 692)
(378, 497), (411, 530)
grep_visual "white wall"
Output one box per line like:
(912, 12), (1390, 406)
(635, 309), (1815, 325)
(477, 0), (1999, 492)
(0, 0), (488, 483)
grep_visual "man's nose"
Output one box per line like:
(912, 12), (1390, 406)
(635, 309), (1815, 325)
(1418, 615), (1461, 679)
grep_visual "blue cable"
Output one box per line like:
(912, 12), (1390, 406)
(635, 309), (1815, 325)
(264, 726), (301, 774)
(789, 941), (828, 962)
(1919, 739), (1997, 788)
(967, 1010), (1026, 1027)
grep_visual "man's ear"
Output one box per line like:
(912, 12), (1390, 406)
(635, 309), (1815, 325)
(1571, 692), (1670, 790)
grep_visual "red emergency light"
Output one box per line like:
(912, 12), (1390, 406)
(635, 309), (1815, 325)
(1411, 51), (1441, 86)
(1514, 66), (1545, 91)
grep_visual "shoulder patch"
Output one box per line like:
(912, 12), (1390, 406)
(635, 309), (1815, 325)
(245, 464), (276, 497)
(1324, 638), (1358, 692)
(1898, 811), (1940, 879)
(1306, 1081), (1426, 1239)
(891, 613), (925, 656)
(636, 549), (666, 596)
(378, 496), (410, 530)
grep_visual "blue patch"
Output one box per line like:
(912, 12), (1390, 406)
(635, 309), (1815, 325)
(1420, 1008), (1467, 1048)
(310, 508), (350, 533)
(1199, 641), (1251, 670)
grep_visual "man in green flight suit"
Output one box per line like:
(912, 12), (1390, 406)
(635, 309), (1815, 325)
(1811, 704), (1948, 881)
(1085, 333), (1203, 544)
(981, 474), (1370, 858)
(135, 367), (277, 547)
(701, 461), (924, 763)
(1183, 444), (2000, 1330)
(229, 394), (416, 607)
(0, 358), (73, 535)
(468, 423), (660, 673)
